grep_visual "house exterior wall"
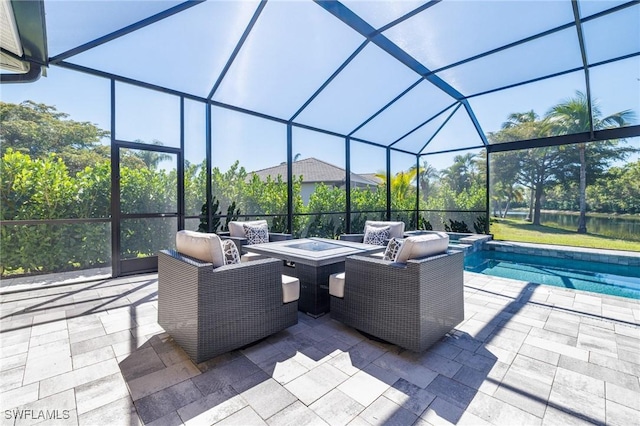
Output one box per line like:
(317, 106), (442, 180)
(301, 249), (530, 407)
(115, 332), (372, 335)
(301, 183), (316, 205)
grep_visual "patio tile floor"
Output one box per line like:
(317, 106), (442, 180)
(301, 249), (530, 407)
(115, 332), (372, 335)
(1, 271), (638, 425)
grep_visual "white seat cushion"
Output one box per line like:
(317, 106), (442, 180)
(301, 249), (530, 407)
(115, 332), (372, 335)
(329, 272), (345, 298)
(175, 230), (225, 268)
(364, 220), (405, 239)
(228, 220), (269, 238)
(394, 232), (449, 264)
(282, 275), (300, 303)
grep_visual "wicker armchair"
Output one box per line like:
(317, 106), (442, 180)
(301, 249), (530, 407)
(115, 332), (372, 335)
(158, 249), (298, 363)
(330, 250), (464, 352)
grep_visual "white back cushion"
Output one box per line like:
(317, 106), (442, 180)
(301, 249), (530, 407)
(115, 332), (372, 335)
(394, 232), (449, 264)
(228, 220), (268, 238)
(176, 230), (225, 268)
(364, 220), (405, 239)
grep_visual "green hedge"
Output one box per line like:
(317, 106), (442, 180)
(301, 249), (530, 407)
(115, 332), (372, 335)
(1, 150), (485, 276)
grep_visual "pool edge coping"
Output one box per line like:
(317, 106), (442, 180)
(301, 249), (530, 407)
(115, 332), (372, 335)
(484, 240), (640, 267)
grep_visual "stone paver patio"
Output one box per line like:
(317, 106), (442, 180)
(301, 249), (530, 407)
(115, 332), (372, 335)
(1, 271), (639, 426)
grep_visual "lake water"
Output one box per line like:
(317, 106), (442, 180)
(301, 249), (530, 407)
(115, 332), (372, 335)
(506, 211), (640, 241)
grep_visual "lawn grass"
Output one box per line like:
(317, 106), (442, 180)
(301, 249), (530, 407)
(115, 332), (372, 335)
(490, 217), (640, 252)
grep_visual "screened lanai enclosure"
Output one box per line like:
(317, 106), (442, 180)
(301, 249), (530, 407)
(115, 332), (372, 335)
(1, 0), (639, 277)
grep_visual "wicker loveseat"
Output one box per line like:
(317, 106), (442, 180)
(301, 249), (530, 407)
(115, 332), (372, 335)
(158, 231), (298, 363)
(330, 234), (464, 352)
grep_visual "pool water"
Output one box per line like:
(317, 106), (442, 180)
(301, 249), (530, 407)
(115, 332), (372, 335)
(464, 250), (640, 300)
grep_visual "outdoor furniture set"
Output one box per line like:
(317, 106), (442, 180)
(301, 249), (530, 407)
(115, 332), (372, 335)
(158, 220), (464, 363)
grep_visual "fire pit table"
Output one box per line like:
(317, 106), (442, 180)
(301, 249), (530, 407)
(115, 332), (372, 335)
(245, 237), (384, 317)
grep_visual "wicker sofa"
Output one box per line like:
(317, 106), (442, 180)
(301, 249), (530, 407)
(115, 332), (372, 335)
(330, 248), (464, 352)
(158, 249), (298, 363)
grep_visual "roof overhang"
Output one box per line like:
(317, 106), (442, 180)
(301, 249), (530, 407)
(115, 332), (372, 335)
(0, 0), (47, 82)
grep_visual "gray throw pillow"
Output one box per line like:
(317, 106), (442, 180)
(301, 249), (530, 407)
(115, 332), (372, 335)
(363, 225), (390, 246)
(243, 223), (269, 245)
(383, 238), (404, 261)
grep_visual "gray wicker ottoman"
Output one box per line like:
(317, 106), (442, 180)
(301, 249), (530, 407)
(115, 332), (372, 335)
(158, 250), (298, 363)
(330, 250), (464, 352)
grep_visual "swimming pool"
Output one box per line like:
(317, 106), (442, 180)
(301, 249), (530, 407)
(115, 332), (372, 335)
(464, 250), (640, 300)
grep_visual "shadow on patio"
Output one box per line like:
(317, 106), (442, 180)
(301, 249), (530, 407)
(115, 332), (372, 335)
(110, 275), (564, 424)
(1, 271), (639, 425)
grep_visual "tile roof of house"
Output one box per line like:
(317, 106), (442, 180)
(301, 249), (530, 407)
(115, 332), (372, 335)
(249, 157), (380, 186)
(359, 173), (384, 185)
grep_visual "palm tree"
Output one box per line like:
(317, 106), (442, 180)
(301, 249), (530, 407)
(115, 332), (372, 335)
(132, 139), (171, 169)
(417, 161), (439, 201)
(441, 153), (477, 193)
(546, 91), (634, 233)
(502, 185), (525, 218)
(375, 168), (419, 206)
(489, 114), (556, 224)
(501, 110), (539, 129)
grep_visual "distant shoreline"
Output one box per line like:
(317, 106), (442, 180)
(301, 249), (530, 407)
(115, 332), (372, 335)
(508, 209), (640, 220)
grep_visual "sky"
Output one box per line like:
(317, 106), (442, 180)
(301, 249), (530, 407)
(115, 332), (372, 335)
(1, 0), (638, 174)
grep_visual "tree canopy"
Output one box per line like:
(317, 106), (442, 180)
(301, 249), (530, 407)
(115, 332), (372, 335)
(1, 99), (638, 276)
(488, 92), (637, 226)
(0, 101), (110, 174)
